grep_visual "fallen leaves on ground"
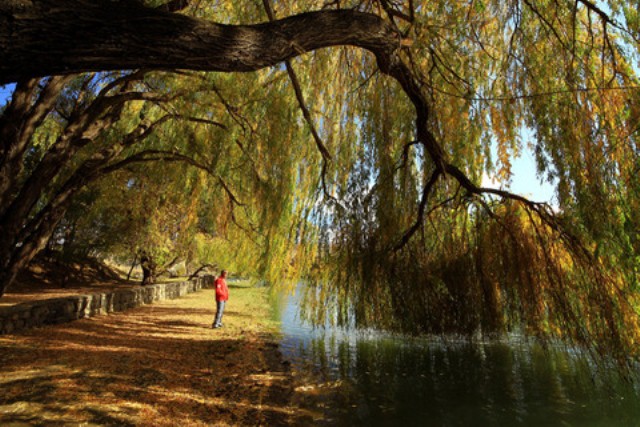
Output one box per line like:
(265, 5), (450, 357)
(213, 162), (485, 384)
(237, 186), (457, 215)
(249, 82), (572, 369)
(0, 285), (311, 426)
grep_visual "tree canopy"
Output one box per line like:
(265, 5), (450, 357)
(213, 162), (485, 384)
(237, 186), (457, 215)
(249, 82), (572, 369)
(1, 0), (640, 367)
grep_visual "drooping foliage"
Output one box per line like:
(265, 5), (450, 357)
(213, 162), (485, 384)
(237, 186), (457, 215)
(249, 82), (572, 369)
(1, 0), (640, 366)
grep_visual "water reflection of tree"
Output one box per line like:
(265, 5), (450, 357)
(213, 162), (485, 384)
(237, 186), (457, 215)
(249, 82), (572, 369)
(296, 337), (640, 425)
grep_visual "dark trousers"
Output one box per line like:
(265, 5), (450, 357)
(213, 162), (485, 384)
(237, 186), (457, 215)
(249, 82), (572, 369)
(213, 300), (226, 326)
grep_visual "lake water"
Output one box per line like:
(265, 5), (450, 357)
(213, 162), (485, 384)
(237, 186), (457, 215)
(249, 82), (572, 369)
(275, 290), (640, 426)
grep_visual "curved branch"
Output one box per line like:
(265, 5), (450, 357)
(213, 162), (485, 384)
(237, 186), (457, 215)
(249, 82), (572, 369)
(156, 255), (181, 277)
(189, 263), (216, 280)
(1, 5), (402, 84)
(101, 149), (245, 206)
(393, 168), (442, 251)
(576, 0), (615, 26)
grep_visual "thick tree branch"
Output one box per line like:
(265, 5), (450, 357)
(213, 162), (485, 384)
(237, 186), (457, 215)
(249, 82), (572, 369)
(0, 4), (401, 84)
(0, 86), (158, 236)
(156, 255), (181, 277)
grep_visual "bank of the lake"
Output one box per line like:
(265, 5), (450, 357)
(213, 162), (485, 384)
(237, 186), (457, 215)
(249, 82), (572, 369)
(0, 281), (314, 426)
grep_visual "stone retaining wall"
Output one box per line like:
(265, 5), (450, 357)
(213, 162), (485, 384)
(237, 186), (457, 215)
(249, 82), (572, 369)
(0, 276), (214, 335)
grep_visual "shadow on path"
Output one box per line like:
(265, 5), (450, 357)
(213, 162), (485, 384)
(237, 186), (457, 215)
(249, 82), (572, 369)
(0, 290), (301, 426)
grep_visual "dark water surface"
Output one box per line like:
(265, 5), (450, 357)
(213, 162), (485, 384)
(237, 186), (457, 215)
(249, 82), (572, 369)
(274, 290), (640, 426)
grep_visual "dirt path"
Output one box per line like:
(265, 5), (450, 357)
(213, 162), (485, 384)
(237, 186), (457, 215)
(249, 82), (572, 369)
(0, 285), (305, 426)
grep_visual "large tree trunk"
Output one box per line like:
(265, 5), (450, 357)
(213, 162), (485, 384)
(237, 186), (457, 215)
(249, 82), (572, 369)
(0, 2), (399, 84)
(140, 252), (157, 286)
(0, 196), (70, 298)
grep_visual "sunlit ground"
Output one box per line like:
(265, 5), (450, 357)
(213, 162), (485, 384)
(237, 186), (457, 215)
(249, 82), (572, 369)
(0, 285), (318, 426)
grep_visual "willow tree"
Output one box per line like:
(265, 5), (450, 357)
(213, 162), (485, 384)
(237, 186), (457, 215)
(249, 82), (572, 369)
(0, 72), (163, 293)
(0, 70), (237, 293)
(2, 0), (640, 363)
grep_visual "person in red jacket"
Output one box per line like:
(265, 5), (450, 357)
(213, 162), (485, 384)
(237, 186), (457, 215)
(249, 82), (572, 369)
(212, 270), (229, 328)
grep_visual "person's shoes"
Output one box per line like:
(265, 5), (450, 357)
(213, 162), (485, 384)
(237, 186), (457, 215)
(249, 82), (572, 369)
(213, 324), (221, 328)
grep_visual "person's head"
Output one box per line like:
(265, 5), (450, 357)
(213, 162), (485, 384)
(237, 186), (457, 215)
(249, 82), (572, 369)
(221, 270), (227, 278)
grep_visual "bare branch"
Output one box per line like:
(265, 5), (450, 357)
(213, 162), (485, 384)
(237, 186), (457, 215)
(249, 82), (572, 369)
(234, 138), (266, 183)
(177, 115), (226, 129)
(393, 168), (442, 251)
(96, 70), (149, 98)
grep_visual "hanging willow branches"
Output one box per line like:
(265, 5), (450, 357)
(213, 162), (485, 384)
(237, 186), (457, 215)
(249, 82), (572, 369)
(1, 0), (640, 367)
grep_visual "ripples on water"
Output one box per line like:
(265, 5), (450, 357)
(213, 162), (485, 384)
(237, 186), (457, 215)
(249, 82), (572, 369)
(275, 291), (640, 426)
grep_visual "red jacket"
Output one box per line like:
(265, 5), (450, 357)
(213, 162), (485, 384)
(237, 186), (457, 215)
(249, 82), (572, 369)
(215, 277), (229, 302)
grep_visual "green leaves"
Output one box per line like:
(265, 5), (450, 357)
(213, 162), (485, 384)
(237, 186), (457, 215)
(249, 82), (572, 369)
(3, 0), (640, 366)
